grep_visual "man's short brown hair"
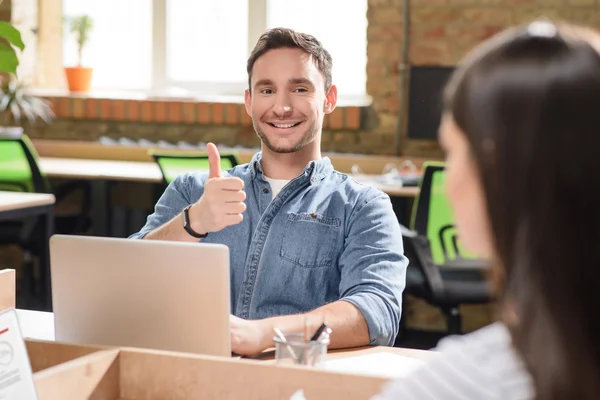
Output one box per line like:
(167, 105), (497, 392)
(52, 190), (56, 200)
(246, 27), (333, 92)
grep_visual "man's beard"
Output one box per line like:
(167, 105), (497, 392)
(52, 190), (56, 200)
(253, 120), (320, 154)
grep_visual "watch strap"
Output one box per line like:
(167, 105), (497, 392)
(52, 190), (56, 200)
(182, 204), (207, 238)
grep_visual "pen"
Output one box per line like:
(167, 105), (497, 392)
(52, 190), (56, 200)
(316, 327), (332, 342)
(310, 322), (328, 341)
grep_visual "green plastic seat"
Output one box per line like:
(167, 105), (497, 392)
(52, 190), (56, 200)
(0, 133), (51, 193)
(410, 161), (477, 265)
(403, 161), (492, 335)
(149, 150), (239, 185)
(0, 132), (92, 234)
(0, 132), (92, 309)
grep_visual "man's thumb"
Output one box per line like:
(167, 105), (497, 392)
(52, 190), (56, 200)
(207, 142), (221, 179)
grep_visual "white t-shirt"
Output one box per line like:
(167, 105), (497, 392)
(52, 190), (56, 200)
(372, 322), (535, 400)
(264, 176), (290, 199)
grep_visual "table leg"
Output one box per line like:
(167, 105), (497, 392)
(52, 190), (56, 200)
(91, 180), (110, 237)
(41, 206), (54, 311)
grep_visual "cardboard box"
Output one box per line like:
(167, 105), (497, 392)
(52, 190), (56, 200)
(29, 339), (391, 400)
(26, 339), (107, 374)
(1, 268), (385, 399)
(6, 267), (431, 400)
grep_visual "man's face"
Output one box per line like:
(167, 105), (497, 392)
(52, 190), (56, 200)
(244, 47), (337, 154)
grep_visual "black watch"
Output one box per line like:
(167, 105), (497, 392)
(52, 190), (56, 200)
(182, 204), (207, 238)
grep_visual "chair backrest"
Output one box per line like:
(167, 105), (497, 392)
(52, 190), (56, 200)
(410, 161), (476, 265)
(149, 150), (239, 185)
(0, 131), (50, 193)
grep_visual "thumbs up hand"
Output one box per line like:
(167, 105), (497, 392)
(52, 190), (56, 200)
(187, 143), (247, 236)
(207, 141), (224, 180)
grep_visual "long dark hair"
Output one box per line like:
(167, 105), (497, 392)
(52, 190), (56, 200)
(443, 21), (600, 399)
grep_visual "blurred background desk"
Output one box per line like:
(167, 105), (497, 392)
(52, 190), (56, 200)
(0, 192), (55, 311)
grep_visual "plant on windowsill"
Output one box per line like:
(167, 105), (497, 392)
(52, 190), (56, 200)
(64, 14), (94, 92)
(0, 20), (53, 136)
(0, 75), (55, 136)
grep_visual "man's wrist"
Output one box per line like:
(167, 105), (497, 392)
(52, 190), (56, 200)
(259, 318), (276, 350)
(182, 204), (208, 238)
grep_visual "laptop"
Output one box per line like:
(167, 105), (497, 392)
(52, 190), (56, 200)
(49, 234), (231, 357)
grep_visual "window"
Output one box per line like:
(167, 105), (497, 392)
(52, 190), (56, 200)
(162, 0), (250, 95)
(62, 0), (368, 100)
(266, 0), (368, 99)
(62, 0), (153, 90)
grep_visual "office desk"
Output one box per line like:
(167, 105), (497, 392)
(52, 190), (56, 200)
(0, 191), (56, 213)
(39, 157), (162, 183)
(39, 157), (162, 236)
(16, 309), (432, 370)
(0, 192), (55, 311)
(251, 341), (434, 365)
(33, 138), (438, 175)
(38, 157), (418, 236)
(38, 157), (419, 198)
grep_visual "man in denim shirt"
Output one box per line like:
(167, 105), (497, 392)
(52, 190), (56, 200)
(129, 28), (407, 356)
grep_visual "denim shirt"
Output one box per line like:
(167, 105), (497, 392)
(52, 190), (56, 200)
(129, 152), (407, 346)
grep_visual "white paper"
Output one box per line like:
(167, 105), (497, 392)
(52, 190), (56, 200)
(0, 309), (39, 400)
(14, 310), (54, 341)
(321, 352), (427, 379)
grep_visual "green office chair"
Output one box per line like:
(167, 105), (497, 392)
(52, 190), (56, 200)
(410, 161), (481, 266)
(0, 134), (92, 221)
(402, 161), (492, 335)
(0, 134), (50, 193)
(0, 133), (92, 299)
(149, 150), (239, 185)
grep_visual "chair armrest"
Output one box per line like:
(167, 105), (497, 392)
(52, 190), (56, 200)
(400, 224), (446, 302)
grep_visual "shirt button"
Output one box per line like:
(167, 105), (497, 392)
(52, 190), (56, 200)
(263, 188), (269, 193)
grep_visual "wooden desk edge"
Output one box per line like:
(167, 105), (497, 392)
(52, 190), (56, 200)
(38, 157), (419, 197)
(0, 192), (56, 212)
(33, 139), (441, 175)
(248, 345), (435, 364)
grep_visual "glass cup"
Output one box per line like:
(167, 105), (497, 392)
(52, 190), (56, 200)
(273, 333), (329, 367)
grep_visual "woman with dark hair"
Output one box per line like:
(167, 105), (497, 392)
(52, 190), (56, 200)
(373, 20), (600, 400)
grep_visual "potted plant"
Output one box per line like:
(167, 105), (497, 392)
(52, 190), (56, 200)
(64, 15), (94, 92)
(0, 21), (53, 136)
(0, 75), (55, 136)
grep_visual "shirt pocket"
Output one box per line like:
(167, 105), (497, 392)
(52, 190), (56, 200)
(280, 212), (341, 268)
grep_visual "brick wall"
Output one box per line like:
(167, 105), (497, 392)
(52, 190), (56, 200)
(24, 97), (368, 153)
(7, 1), (600, 157)
(367, 0), (600, 156)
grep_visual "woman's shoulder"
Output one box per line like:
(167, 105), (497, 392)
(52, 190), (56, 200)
(372, 322), (535, 400)
(436, 320), (516, 357)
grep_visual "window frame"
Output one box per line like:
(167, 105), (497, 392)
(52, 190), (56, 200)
(151, 0), (267, 96)
(60, 0), (368, 101)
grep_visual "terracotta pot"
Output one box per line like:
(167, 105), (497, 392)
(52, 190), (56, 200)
(64, 66), (93, 92)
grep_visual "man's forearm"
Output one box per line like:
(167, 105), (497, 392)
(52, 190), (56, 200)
(261, 300), (370, 350)
(143, 212), (199, 242)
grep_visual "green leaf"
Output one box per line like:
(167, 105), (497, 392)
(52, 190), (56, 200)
(0, 43), (19, 75)
(0, 21), (25, 51)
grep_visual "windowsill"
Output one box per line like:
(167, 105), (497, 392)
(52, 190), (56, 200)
(25, 88), (373, 108)
(26, 88), (369, 130)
